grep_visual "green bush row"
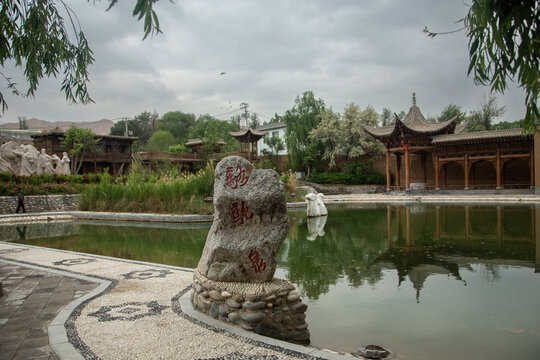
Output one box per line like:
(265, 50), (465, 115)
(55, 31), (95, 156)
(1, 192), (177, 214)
(308, 161), (385, 185)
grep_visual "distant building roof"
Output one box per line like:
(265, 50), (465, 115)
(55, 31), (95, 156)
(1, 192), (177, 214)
(229, 128), (267, 142)
(186, 138), (226, 147)
(256, 122), (286, 131)
(30, 131), (137, 141)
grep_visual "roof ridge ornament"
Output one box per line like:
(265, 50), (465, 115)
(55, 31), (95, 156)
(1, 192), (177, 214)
(412, 92), (416, 107)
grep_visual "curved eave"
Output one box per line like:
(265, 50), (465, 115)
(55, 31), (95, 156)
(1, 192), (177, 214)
(229, 128), (267, 142)
(360, 124), (397, 140)
(431, 129), (532, 146)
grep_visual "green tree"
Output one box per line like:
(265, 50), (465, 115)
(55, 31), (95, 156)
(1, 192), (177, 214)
(168, 143), (190, 153)
(0, 0), (162, 114)
(249, 113), (261, 129)
(380, 108), (393, 126)
(110, 111), (158, 148)
(188, 114), (240, 153)
(60, 126), (100, 174)
(438, 104), (465, 123)
(283, 91), (326, 172)
(261, 136), (285, 166)
(466, 94), (506, 131)
(145, 130), (175, 152)
(158, 111), (196, 143)
(425, 0), (539, 132)
(310, 104), (384, 169)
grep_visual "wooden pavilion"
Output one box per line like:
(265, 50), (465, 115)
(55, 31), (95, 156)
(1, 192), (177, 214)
(362, 93), (534, 190)
(229, 128), (267, 161)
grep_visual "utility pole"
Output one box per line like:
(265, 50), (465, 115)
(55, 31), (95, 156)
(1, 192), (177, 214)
(240, 102), (249, 129)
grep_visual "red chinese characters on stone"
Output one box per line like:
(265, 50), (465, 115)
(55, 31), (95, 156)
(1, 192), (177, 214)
(230, 201), (254, 225)
(248, 249), (267, 273)
(225, 165), (249, 189)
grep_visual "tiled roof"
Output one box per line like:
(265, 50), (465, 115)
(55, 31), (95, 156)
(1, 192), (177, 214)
(400, 106), (457, 133)
(256, 122), (285, 131)
(431, 128), (530, 144)
(186, 138), (226, 146)
(229, 128), (267, 138)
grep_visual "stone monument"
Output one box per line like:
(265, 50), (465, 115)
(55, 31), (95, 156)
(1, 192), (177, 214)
(192, 156), (310, 343)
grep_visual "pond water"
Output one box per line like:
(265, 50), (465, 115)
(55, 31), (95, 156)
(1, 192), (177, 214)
(2, 203), (539, 360)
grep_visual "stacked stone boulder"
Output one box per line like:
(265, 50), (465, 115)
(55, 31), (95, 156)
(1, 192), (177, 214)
(192, 156), (309, 344)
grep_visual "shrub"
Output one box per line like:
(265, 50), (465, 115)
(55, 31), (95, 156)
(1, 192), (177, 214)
(309, 160), (384, 185)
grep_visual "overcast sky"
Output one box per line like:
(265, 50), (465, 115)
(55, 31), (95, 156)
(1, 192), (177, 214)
(0, 0), (527, 126)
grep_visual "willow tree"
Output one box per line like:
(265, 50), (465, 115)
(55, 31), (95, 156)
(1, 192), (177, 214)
(283, 91), (325, 172)
(1, 0), (163, 113)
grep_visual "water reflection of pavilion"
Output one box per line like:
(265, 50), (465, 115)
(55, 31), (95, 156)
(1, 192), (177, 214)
(378, 205), (538, 300)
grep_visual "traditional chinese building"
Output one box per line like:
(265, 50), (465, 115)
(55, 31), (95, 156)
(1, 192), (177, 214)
(31, 132), (137, 176)
(185, 138), (227, 153)
(229, 128), (267, 161)
(362, 93), (534, 190)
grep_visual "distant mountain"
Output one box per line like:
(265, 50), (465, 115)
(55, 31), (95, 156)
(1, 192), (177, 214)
(0, 118), (114, 135)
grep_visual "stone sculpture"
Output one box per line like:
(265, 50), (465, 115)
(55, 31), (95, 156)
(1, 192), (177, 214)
(306, 192), (328, 217)
(51, 154), (62, 175)
(38, 149), (55, 175)
(0, 154), (14, 173)
(0, 140), (70, 176)
(192, 156), (309, 343)
(58, 152), (71, 176)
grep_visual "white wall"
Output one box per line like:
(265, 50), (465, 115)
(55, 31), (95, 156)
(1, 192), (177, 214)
(257, 126), (288, 156)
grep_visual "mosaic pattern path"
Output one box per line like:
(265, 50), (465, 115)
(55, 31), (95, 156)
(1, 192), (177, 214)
(0, 243), (344, 360)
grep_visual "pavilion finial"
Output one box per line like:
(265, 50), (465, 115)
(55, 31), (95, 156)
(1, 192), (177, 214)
(412, 92), (416, 106)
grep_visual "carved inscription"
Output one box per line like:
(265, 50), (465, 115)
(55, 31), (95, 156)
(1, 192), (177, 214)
(226, 165), (249, 189)
(248, 249), (266, 273)
(230, 200), (254, 224)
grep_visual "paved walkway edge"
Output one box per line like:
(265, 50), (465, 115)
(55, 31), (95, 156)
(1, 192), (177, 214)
(0, 258), (111, 360)
(178, 290), (352, 360)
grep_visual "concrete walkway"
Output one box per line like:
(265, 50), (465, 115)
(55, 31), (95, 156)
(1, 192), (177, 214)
(0, 243), (349, 360)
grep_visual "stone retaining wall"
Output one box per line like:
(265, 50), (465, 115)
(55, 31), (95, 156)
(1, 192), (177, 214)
(0, 194), (80, 214)
(192, 270), (310, 344)
(300, 181), (385, 195)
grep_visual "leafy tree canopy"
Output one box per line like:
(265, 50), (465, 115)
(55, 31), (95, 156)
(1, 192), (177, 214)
(310, 104), (384, 168)
(145, 130), (175, 152)
(1, 0), (163, 115)
(425, 0), (539, 132)
(283, 91), (325, 171)
(465, 94), (506, 131)
(110, 111), (158, 149)
(380, 108), (394, 126)
(158, 111), (196, 143)
(60, 125), (100, 174)
(438, 104), (465, 123)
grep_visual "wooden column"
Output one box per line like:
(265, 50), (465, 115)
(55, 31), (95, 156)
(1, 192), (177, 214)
(442, 163), (447, 189)
(530, 149), (535, 188)
(471, 163), (476, 188)
(464, 153), (470, 189)
(404, 148), (411, 190)
(434, 154), (440, 189)
(496, 150), (502, 189)
(386, 148), (391, 190)
(396, 154), (402, 189)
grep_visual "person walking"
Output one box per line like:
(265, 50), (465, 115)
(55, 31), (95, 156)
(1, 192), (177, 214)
(15, 189), (26, 213)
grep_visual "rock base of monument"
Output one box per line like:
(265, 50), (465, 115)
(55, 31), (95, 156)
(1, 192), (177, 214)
(191, 270), (310, 344)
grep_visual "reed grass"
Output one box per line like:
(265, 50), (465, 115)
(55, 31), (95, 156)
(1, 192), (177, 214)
(78, 163), (215, 214)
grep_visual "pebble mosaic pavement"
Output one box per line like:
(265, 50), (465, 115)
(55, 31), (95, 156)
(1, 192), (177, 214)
(0, 242), (348, 360)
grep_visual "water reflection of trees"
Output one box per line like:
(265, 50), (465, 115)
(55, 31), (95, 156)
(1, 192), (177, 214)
(282, 205), (535, 301)
(282, 208), (389, 299)
(13, 223), (209, 268)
